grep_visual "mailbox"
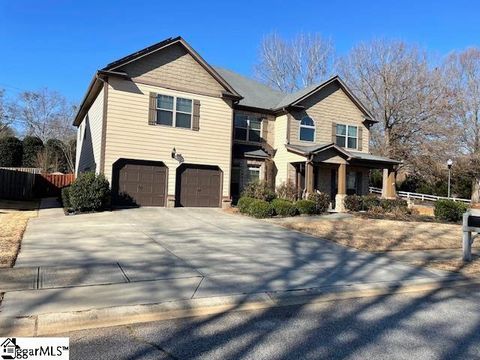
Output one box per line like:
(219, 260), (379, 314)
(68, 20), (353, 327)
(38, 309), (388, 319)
(463, 209), (480, 261)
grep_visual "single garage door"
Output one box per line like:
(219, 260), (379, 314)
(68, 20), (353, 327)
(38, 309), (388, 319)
(177, 165), (221, 207)
(113, 160), (167, 206)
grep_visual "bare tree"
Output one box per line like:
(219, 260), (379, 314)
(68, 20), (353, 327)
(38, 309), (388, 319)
(338, 39), (455, 168)
(255, 32), (335, 93)
(18, 88), (77, 172)
(444, 48), (480, 202)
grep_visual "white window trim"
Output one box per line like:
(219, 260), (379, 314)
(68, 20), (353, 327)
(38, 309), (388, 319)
(234, 114), (263, 143)
(299, 116), (316, 142)
(156, 94), (193, 129)
(248, 166), (261, 183)
(336, 124), (358, 150)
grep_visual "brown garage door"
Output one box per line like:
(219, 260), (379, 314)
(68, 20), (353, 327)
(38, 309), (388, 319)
(114, 160), (167, 206)
(177, 165), (221, 207)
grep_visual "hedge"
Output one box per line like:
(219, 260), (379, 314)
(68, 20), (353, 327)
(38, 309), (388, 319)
(271, 198), (298, 217)
(248, 199), (274, 218)
(434, 199), (468, 222)
(344, 194), (408, 212)
(296, 200), (317, 215)
(237, 196), (255, 214)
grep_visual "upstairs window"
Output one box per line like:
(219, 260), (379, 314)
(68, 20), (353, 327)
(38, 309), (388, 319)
(336, 124), (357, 149)
(299, 116), (315, 142)
(156, 94), (192, 128)
(234, 114), (261, 142)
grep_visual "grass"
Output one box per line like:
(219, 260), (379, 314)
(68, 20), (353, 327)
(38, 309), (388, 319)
(0, 199), (38, 268)
(409, 257), (480, 277)
(269, 215), (463, 252)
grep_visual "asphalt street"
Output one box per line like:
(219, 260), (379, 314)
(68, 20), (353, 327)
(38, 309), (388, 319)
(64, 285), (480, 360)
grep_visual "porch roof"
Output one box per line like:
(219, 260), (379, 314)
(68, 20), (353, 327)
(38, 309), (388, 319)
(285, 143), (401, 165)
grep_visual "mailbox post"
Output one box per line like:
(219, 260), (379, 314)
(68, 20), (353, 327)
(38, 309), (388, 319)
(463, 210), (480, 261)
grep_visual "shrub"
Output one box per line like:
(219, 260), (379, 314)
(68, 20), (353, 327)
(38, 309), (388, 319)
(0, 136), (23, 167)
(247, 199), (274, 218)
(68, 172), (110, 212)
(308, 192), (330, 214)
(367, 205), (385, 218)
(22, 136), (44, 167)
(296, 200), (317, 215)
(271, 198), (298, 217)
(434, 199), (468, 222)
(362, 194), (381, 210)
(344, 195), (363, 212)
(380, 198), (408, 212)
(237, 196), (255, 214)
(242, 181), (276, 202)
(61, 186), (71, 209)
(276, 181), (297, 201)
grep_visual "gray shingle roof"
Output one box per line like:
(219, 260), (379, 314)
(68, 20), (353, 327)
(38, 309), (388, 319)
(214, 67), (285, 110)
(285, 144), (401, 165)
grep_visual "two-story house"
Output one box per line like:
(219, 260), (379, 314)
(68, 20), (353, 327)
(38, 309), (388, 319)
(74, 36), (399, 211)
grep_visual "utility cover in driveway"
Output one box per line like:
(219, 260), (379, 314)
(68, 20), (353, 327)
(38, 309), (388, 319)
(177, 165), (221, 207)
(114, 160), (167, 206)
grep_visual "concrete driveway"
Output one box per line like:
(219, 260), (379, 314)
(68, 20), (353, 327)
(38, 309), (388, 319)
(1, 203), (451, 322)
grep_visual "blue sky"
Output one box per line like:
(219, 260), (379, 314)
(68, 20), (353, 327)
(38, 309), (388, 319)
(0, 0), (479, 104)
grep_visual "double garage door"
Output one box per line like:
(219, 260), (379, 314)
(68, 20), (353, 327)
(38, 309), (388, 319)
(113, 160), (221, 207)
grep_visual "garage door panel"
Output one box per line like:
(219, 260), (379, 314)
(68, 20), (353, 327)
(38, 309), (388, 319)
(114, 161), (167, 207)
(177, 165), (221, 207)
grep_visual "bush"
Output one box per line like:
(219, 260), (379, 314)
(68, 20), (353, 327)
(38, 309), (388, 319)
(271, 198), (298, 217)
(242, 181), (276, 202)
(276, 181), (297, 201)
(247, 199), (274, 218)
(380, 198), (408, 212)
(61, 186), (71, 209)
(344, 195), (363, 212)
(363, 194), (381, 210)
(237, 196), (255, 214)
(296, 200), (317, 215)
(68, 172), (110, 212)
(22, 136), (44, 167)
(308, 192), (330, 214)
(434, 199), (468, 222)
(367, 205), (385, 218)
(0, 136), (23, 167)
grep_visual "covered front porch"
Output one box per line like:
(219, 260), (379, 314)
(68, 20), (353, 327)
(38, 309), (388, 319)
(286, 144), (400, 212)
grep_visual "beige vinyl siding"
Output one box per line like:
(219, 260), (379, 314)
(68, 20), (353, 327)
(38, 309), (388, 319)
(104, 77), (233, 198)
(119, 43), (224, 98)
(75, 87), (104, 175)
(272, 114), (305, 186)
(289, 83), (369, 152)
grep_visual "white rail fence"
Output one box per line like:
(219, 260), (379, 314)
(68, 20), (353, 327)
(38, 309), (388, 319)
(369, 187), (471, 203)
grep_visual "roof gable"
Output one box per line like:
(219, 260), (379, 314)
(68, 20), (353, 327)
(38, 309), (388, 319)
(103, 37), (240, 98)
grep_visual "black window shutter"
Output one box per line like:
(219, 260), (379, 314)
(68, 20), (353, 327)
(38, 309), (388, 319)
(149, 92), (157, 125)
(192, 100), (200, 131)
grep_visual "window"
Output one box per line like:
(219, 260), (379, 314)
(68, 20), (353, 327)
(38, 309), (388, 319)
(248, 167), (260, 183)
(234, 114), (262, 142)
(336, 124), (357, 149)
(299, 116), (315, 142)
(156, 94), (192, 128)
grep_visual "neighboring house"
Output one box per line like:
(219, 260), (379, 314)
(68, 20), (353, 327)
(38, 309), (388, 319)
(74, 36), (399, 210)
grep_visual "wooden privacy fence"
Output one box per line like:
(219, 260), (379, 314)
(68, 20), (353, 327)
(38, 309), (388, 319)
(34, 173), (76, 198)
(0, 168), (75, 200)
(0, 168), (36, 199)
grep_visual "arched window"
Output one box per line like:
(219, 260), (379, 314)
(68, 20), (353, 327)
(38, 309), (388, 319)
(299, 116), (315, 142)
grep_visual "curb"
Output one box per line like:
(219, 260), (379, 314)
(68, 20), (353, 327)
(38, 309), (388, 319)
(1, 275), (478, 336)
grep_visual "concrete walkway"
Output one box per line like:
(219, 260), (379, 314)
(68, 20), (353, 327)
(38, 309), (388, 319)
(0, 202), (461, 334)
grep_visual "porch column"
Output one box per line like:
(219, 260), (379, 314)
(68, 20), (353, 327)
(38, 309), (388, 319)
(305, 160), (314, 197)
(335, 163), (347, 212)
(382, 167), (397, 199)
